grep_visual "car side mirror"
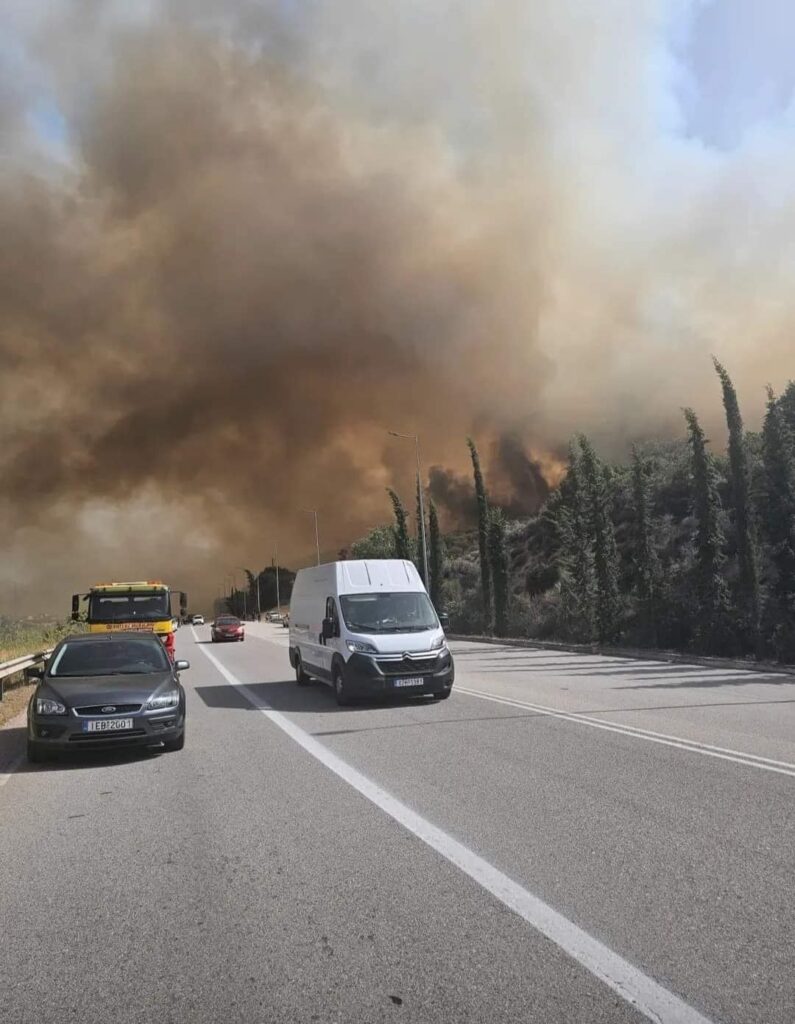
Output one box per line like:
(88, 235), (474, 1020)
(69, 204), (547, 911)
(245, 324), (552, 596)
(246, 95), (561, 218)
(321, 618), (334, 641)
(175, 660), (190, 671)
(25, 665), (44, 680)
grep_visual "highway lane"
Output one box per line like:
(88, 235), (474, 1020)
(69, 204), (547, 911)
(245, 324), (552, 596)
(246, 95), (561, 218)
(0, 626), (791, 1023)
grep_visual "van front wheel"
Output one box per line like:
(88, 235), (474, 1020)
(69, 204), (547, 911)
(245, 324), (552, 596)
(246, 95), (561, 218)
(295, 655), (310, 686)
(333, 665), (352, 707)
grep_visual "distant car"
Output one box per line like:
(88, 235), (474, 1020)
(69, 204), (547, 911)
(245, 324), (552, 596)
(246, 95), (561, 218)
(26, 632), (188, 762)
(268, 611), (284, 623)
(211, 615), (245, 642)
(191, 614), (205, 625)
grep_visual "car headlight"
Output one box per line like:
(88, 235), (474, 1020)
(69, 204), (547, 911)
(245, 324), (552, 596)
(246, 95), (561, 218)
(145, 691), (180, 710)
(36, 697), (67, 716)
(346, 639), (378, 654)
(430, 635), (448, 651)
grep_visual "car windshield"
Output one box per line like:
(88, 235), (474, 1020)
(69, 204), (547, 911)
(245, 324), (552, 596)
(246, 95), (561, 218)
(216, 617), (240, 626)
(48, 638), (170, 677)
(88, 592), (171, 623)
(340, 592), (438, 633)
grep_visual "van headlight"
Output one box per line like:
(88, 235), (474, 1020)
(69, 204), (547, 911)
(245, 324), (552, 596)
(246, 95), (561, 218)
(346, 640), (377, 654)
(430, 635), (448, 651)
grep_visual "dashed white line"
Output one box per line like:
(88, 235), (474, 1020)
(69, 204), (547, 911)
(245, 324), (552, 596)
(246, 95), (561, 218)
(456, 686), (795, 778)
(194, 629), (716, 1024)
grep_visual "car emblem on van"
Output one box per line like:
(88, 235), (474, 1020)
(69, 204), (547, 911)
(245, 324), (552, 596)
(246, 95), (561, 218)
(101, 706), (117, 713)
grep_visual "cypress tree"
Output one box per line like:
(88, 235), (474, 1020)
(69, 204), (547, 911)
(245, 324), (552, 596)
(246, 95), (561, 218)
(760, 387), (795, 660)
(683, 408), (732, 653)
(713, 358), (760, 645)
(578, 435), (621, 644)
(415, 476), (427, 586)
(467, 437), (492, 626)
(556, 443), (596, 642)
(487, 507), (509, 637)
(630, 446), (660, 645)
(428, 500), (444, 609)
(778, 381), (795, 436)
(387, 488), (411, 560)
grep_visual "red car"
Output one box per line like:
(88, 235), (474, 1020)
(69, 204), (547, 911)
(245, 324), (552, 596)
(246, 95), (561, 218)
(211, 615), (245, 642)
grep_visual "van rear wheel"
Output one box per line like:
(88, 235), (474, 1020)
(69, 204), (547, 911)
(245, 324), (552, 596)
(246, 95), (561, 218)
(295, 655), (310, 686)
(333, 665), (352, 706)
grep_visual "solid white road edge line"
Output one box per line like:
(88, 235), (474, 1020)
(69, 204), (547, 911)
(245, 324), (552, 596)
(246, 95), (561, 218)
(193, 630), (715, 1024)
(456, 686), (795, 779)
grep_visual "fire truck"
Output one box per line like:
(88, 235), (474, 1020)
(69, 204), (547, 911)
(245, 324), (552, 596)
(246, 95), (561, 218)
(71, 581), (188, 660)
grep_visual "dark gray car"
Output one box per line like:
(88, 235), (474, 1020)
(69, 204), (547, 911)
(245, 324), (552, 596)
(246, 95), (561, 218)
(27, 632), (187, 762)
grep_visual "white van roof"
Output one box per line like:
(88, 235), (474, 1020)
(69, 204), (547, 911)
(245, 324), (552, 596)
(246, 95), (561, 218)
(337, 559), (424, 594)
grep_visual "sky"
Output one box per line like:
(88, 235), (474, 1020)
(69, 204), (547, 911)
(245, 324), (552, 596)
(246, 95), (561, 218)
(1, 1), (795, 616)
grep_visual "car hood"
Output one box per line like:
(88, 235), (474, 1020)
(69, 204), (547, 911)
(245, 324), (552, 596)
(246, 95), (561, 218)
(42, 671), (175, 707)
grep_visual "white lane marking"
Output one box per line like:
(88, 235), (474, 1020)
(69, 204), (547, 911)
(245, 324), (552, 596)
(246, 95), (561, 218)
(194, 634), (714, 1024)
(456, 687), (795, 779)
(0, 755), (23, 789)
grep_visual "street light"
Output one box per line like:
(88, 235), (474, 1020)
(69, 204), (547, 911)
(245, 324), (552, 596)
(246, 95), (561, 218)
(388, 430), (430, 588)
(273, 541), (281, 613)
(300, 508), (321, 566)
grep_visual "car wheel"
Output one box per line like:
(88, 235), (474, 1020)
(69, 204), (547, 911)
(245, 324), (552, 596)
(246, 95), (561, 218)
(163, 728), (185, 752)
(333, 665), (352, 706)
(27, 738), (47, 763)
(295, 655), (310, 686)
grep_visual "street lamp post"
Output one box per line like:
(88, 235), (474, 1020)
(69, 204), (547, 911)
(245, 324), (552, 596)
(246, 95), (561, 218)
(274, 541), (281, 613)
(300, 509), (321, 566)
(388, 430), (430, 589)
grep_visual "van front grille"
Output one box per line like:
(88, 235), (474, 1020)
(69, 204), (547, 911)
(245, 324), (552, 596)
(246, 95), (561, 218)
(378, 656), (439, 676)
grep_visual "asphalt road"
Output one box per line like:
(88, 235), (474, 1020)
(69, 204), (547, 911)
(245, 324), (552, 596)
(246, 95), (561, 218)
(1, 626), (793, 1024)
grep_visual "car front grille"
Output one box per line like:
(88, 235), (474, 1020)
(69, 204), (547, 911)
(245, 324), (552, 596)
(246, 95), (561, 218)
(75, 704), (142, 716)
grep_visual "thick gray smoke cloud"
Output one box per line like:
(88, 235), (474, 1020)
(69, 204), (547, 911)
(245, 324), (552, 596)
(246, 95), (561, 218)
(1, 1), (793, 613)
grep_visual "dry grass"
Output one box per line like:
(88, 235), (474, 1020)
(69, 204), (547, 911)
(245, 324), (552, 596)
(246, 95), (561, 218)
(0, 620), (83, 662)
(0, 681), (34, 729)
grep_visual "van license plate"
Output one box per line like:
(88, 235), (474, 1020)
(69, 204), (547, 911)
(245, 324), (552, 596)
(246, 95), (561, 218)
(83, 719), (134, 732)
(393, 677), (424, 688)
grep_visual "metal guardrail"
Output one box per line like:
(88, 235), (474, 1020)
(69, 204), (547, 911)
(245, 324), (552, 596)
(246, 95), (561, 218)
(0, 650), (52, 702)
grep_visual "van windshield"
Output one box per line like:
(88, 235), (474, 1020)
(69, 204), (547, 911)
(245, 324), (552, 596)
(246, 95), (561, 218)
(340, 592), (438, 633)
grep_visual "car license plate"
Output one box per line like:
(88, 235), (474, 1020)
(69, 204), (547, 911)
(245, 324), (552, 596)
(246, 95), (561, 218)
(83, 718), (134, 733)
(393, 677), (424, 688)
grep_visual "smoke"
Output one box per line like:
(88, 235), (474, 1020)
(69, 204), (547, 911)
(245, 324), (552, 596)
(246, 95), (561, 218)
(2, 1), (794, 612)
(428, 467), (477, 531)
(487, 436), (553, 517)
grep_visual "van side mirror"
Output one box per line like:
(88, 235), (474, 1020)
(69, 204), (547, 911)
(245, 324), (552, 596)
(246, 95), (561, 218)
(321, 618), (334, 641)
(71, 594), (80, 621)
(438, 612), (450, 630)
(175, 660), (190, 672)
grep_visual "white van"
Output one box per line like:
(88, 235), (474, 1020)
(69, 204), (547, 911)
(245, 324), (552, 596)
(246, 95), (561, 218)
(288, 560), (454, 705)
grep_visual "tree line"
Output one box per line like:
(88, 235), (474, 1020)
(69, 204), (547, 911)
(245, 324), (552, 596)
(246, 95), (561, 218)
(351, 437), (511, 636)
(550, 363), (795, 661)
(354, 361), (795, 663)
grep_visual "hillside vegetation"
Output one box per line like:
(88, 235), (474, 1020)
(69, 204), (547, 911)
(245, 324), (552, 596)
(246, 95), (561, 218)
(354, 367), (795, 664)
